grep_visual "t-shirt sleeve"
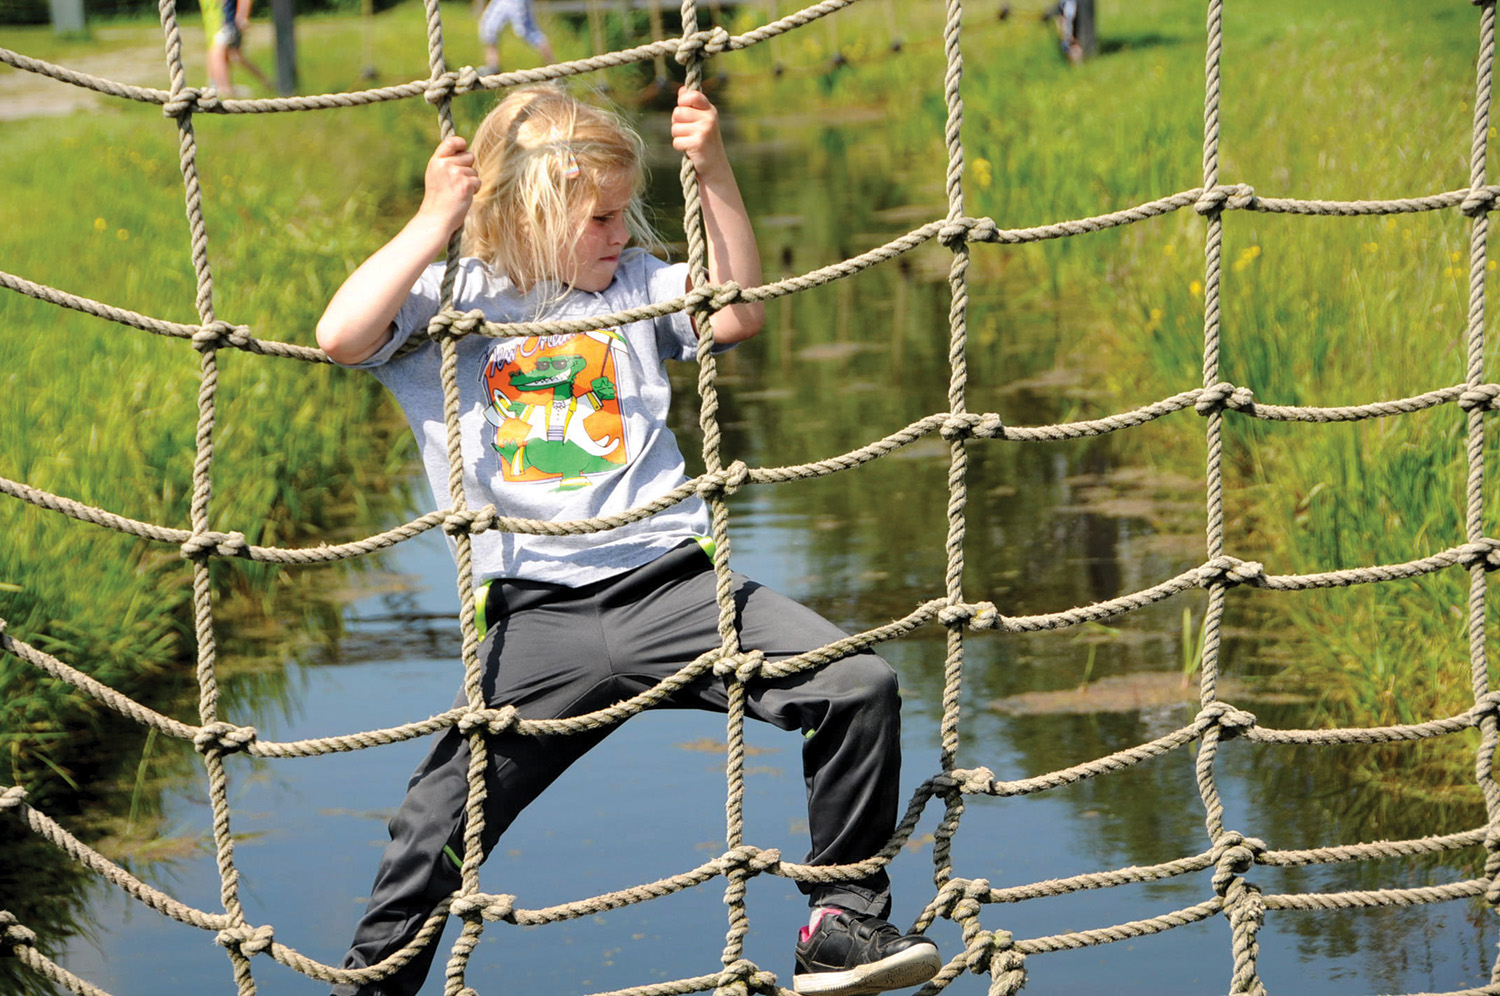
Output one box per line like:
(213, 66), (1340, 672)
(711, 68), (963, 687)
(351, 263), (445, 369)
(644, 256), (699, 363)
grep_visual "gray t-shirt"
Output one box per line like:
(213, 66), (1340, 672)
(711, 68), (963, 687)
(353, 250), (710, 587)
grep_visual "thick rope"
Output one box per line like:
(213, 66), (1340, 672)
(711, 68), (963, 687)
(4, 2), (1500, 996)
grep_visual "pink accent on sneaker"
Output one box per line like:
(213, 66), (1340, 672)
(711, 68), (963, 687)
(799, 906), (843, 943)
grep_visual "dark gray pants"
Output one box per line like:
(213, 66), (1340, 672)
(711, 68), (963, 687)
(333, 542), (902, 996)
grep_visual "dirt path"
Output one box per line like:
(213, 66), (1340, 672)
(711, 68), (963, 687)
(1, 25), (211, 121)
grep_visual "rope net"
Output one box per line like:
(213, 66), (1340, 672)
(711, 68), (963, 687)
(1, 1), (1498, 994)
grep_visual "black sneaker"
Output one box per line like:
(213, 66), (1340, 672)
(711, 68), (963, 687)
(793, 907), (941, 996)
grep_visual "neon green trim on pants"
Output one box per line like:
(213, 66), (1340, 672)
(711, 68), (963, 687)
(474, 582), (491, 640)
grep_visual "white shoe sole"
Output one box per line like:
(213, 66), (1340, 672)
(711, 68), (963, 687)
(793, 944), (942, 996)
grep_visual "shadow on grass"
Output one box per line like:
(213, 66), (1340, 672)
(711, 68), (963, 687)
(1098, 32), (1186, 56)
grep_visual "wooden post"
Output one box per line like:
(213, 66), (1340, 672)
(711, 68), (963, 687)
(360, 0), (378, 79)
(271, 0), (297, 95)
(827, 3), (843, 67)
(767, 0), (783, 75)
(586, 0), (605, 56)
(1075, 0), (1097, 59)
(647, 0), (667, 85)
(48, 0), (85, 36)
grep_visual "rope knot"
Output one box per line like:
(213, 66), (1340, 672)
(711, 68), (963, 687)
(1459, 383), (1500, 411)
(470, 504), (498, 535)
(1487, 868), (1500, 908)
(1473, 691), (1500, 721)
(965, 924), (1027, 993)
(424, 71), (459, 104)
(748, 846), (781, 873)
(698, 460), (750, 500)
(458, 705), (520, 736)
(1211, 833), (1266, 896)
(451, 894), (517, 922)
(181, 530), (250, 561)
(427, 308), (488, 341)
(713, 649), (766, 683)
(1461, 537), (1500, 570)
(929, 877), (975, 921)
(970, 601), (1000, 629)
(941, 413), (979, 439)
(0, 785), (27, 810)
(941, 412), (1005, 440)
(721, 844), (781, 876)
(675, 26), (731, 64)
(1462, 185), (1499, 217)
(1483, 833), (1500, 903)
(1197, 701), (1257, 737)
(1199, 556), (1265, 588)
(0, 912), (37, 952)
(216, 923), (274, 956)
(194, 722), (258, 755)
(938, 601), (1000, 630)
(441, 506), (499, 537)
(193, 320), (251, 351)
(713, 957), (773, 996)
(1195, 382), (1255, 416)
(451, 65), (483, 95)
(952, 766), (997, 795)
(162, 86), (222, 118)
(992, 942), (1029, 996)
(939, 216), (999, 247)
(708, 280), (744, 311)
(1194, 183), (1256, 216)
(947, 877), (992, 924)
(963, 928), (1006, 973)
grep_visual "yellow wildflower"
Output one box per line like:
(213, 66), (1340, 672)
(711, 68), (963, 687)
(93, 217), (107, 232)
(116, 229), (130, 241)
(1189, 279), (1203, 298)
(972, 157), (993, 191)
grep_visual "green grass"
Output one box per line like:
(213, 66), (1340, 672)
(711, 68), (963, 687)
(0, 39), (434, 810)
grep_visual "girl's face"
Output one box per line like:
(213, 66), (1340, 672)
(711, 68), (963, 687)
(559, 177), (633, 293)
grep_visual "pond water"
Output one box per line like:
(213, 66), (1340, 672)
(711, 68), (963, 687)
(46, 86), (1499, 996)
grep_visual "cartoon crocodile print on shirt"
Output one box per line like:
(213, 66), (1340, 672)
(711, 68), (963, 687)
(481, 335), (626, 490)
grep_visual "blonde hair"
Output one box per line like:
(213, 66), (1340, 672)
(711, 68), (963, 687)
(463, 84), (660, 296)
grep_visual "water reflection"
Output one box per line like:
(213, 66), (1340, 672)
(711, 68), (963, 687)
(22, 83), (1497, 996)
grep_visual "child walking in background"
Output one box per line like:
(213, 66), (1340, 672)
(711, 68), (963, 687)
(316, 83), (941, 996)
(474, 0), (554, 77)
(203, 0), (269, 95)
